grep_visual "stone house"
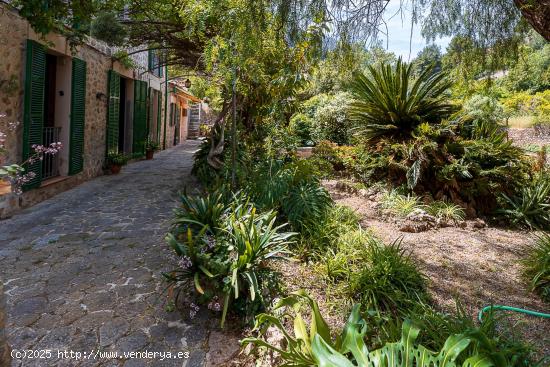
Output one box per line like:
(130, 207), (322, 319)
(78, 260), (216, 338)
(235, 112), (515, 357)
(0, 3), (196, 218)
(165, 81), (202, 147)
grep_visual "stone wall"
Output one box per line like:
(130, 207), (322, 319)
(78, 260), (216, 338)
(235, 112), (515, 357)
(0, 3), (168, 218)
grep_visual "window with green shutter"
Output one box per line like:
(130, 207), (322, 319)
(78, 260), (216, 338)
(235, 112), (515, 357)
(69, 58), (86, 175)
(132, 80), (148, 155)
(106, 70), (121, 154)
(22, 39), (46, 190)
(157, 92), (162, 143)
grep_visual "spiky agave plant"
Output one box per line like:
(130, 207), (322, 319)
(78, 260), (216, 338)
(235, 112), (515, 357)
(348, 58), (456, 142)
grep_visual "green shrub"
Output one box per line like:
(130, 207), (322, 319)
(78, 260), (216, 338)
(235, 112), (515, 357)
(241, 291), (516, 367)
(90, 12), (127, 45)
(191, 138), (218, 185)
(350, 120), (531, 215)
(282, 181), (333, 230)
(522, 234), (550, 302)
(247, 158), (333, 232)
(499, 172), (550, 230)
(350, 238), (429, 317)
(501, 91), (537, 116)
(463, 94), (506, 125)
(290, 113), (315, 146)
(299, 205), (360, 256)
(319, 229), (373, 283)
(348, 58), (456, 142)
(311, 92), (354, 145)
(309, 140), (344, 174)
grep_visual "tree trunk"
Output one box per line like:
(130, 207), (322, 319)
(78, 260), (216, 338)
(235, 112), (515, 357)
(0, 282), (10, 367)
(515, 0), (550, 41)
(207, 100), (231, 170)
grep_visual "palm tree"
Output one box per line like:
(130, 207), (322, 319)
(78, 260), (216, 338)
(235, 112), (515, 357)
(348, 58), (456, 142)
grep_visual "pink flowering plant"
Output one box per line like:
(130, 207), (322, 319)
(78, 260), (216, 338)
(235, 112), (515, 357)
(164, 190), (294, 327)
(0, 113), (62, 194)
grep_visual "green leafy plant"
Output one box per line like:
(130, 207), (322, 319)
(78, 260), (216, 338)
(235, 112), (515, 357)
(380, 190), (422, 217)
(348, 58), (456, 142)
(282, 181), (333, 230)
(112, 50), (137, 69)
(145, 137), (161, 152)
(290, 113), (315, 146)
(299, 205), (360, 257)
(173, 190), (226, 235)
(106, 151), (129, 166)
(522, 234), (550, 301)
(221, 204), (295, 326)
(247, 159), (333, 231)
(425, 201), (466, 222)
(90, 12), (128, 46)
(166, 197), (295, 328)
(241, 291), (500, 367)
(463, 94), (506, 125)
(164, 226), (225, 306)
(499, 172), (550, 229)
(350, 238), (429, 317)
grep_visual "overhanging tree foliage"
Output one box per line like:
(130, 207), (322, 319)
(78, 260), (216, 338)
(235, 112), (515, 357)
(10, 0), (550, 171)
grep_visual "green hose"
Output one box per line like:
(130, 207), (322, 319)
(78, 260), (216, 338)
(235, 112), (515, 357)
(478, 305), (550, 322)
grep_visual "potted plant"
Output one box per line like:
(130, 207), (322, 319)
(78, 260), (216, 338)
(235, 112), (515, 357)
(145, 138), (160, 160)
(106, 151), (129, 174)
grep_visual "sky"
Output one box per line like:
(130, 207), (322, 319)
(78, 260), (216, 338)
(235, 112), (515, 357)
(380, 0), (451, 60)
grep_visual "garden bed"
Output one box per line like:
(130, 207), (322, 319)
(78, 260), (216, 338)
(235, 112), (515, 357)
(322, 179), (550, 359)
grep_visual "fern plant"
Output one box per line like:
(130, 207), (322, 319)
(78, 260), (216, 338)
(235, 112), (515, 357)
(242, 291), (499, 367)
(348, 58), (456, 142)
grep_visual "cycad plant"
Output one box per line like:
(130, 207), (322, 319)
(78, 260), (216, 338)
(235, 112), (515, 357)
(348, 58), (456, 142)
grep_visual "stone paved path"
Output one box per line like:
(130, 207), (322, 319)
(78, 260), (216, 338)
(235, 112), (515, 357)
(0, 141), (217, 367)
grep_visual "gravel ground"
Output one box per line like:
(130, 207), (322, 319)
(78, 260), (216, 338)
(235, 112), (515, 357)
(508, 128), (550, 148)
(323, 180), (550, 360)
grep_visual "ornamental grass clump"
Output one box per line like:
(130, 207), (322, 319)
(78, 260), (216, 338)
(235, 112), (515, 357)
(350, 238), (429, 317)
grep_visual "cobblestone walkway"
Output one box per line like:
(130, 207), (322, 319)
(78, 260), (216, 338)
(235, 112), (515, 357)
(0, 141), (216, 367)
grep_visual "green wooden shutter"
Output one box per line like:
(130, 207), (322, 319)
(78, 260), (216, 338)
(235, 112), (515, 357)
(69, 58), (87, 175)
(132, 80), (148, 156)
(157, 92), (162, 143)
(22, 39), (46, 189)
(106, 70), (120, 154)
